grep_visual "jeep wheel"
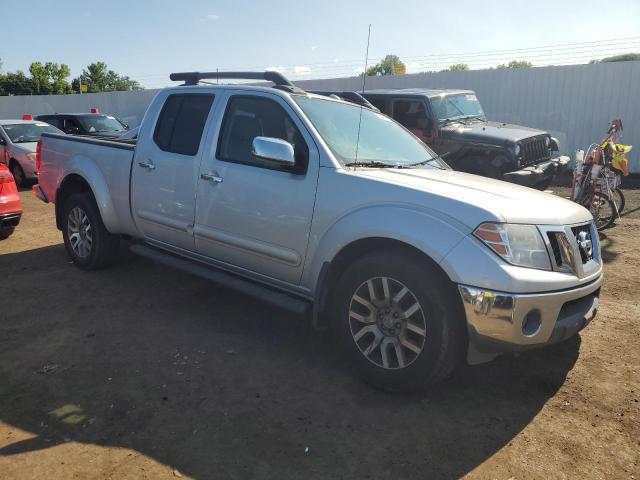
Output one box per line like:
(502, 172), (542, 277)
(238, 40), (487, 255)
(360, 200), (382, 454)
(331, 251), (465, 392)
(62, 193), (120, 270)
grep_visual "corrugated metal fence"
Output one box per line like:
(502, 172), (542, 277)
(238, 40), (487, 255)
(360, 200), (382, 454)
(1, 61), (638, 172)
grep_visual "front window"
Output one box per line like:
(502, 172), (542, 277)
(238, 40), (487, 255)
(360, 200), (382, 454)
(1, 123), (63, 143)
(430, 93), (485, 123)
(77, 115), (127, 133)
(294, 96), (448, 169)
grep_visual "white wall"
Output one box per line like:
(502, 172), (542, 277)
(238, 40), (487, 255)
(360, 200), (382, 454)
(1, 61), (638, 172)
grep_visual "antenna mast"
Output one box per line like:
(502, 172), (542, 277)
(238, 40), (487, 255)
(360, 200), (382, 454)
(354, 24), (372, 163)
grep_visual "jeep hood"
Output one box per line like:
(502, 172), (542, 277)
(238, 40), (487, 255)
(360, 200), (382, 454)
(352, 167), (592, 227)
(441, 120), (547, 145)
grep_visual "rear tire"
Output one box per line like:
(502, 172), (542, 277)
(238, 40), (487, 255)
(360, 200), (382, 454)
(62, 193), (120, 270)
(0, 226), (15, 239)
(330, 250), (466, 392)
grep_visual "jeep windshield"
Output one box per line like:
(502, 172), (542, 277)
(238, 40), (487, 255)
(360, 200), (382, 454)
(1, 123), (63, 143)
(295, 96), (449, 169)
(430, 93), (486, 123)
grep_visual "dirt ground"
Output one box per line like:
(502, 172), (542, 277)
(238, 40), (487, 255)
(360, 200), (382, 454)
(0, 187), (638, 480)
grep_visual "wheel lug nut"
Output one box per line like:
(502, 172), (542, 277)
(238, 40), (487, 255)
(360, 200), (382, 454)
(395, 322), (401, 329)
(393, 312), (399, 318)
(389, 329), (395, 335)
(385, 308), (390, 314)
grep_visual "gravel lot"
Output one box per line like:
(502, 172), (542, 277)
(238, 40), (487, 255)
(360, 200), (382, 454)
(1, 187), (638, 479)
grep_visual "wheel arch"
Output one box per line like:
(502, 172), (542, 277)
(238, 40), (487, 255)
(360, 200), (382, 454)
(54, 167), (119, 234)
(312, 236), (463, 330)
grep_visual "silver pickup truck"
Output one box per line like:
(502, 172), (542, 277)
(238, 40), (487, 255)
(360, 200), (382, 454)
(33, 71), (603, 392)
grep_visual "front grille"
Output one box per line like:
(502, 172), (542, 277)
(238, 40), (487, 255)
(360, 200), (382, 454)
(572, 224), (594, 263)
(520, 136), (551, 167)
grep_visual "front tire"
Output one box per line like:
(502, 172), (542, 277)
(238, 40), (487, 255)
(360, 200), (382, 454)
(62, 193), (120, 270)
(331, 251), (466, 392)
(10, 161), (26, 188)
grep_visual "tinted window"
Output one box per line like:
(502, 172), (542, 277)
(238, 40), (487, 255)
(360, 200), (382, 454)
(393, 100), (429, 129)
(366, 96), (387, 113)
(154, 94), (214, 156)
(218, 96), (308, 172)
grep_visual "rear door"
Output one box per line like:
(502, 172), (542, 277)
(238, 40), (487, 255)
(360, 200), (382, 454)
(193, 91), (319, 285)
(131, 92), (215, 251)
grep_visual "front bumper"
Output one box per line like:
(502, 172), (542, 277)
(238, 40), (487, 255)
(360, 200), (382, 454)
(503, 155), (570, 187)
(459, 274), (602, 364)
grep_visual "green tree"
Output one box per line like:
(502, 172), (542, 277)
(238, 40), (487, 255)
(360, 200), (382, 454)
(28, 62), (72, 94)
(443, 63), (469, 72)
(496, 60), (532, 69)
(74, 62), (141, 92)
(590, 53), (640, 63)
(0, 70), (34, 95)
(366, 54), (406, 76)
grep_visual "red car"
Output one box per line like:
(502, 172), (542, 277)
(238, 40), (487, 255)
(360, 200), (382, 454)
(0, 163), (22, 239)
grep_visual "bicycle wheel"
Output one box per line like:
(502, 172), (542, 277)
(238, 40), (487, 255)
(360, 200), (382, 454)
(613, 188), (625, 214)
(590, 192), (615, 230)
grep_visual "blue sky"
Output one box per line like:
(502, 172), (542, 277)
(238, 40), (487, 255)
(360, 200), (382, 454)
(2, 0), (639, 88)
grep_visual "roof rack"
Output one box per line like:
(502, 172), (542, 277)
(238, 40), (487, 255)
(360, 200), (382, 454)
(169, 71), (305, 93)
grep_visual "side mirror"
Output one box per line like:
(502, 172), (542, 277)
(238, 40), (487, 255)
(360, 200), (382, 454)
(0, 137), (6, 145)
(251, 136), (295, 168)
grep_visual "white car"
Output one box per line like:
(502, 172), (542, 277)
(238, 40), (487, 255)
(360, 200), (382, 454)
(0, 119), (63, 186)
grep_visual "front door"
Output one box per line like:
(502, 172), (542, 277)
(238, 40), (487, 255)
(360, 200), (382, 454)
(194, 92), (319, 285)
(131, 92), (215, 251)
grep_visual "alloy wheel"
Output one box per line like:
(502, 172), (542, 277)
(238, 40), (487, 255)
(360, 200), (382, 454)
(67, 207), (93, 258)
(348, 276), (427, 369)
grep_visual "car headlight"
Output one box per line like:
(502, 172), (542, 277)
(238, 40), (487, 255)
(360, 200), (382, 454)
(474, 222), (551, 270)
(545, 136), (550, 147)
(513, 144), (521, 156)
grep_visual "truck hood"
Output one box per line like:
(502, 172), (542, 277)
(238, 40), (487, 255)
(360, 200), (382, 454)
(351, 167), (592, 227)
(441, 120), (547, 145)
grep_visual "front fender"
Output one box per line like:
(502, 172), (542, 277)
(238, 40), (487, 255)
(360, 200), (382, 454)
(59, 155), (121, 233)
(302, 204), (470, 292)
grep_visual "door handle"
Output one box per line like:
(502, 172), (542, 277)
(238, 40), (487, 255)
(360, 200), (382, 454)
(138, 160), (156, 170)
(200, 172), (223, 184)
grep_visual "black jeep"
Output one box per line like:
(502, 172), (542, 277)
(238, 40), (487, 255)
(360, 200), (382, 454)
(359, 88), (569, 189)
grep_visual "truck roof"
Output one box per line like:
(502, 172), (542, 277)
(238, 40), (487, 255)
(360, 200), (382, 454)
(363, 88), (475, 98)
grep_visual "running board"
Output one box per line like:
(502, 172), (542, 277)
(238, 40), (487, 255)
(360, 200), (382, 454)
(130, 244), (310, 315)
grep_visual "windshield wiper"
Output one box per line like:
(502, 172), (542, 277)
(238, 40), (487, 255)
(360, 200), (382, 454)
(344, 161), (406, 168)
(405, 153), (450, 169)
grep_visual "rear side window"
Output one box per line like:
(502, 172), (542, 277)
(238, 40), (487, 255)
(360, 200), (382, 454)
(154, 94), (214, 155)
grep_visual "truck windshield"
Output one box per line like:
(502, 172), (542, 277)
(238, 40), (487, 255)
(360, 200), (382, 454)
(1, 123), (63, 144)
(77, 115), (126, 133)
(430, 93), (485, 122)
(295, 96), (448, 169)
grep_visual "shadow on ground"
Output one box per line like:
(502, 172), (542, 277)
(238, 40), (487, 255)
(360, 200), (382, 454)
(0, 245), (581, 478)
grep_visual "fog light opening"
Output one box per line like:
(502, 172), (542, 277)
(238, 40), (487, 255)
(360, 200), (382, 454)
(522, 309), (542, 337)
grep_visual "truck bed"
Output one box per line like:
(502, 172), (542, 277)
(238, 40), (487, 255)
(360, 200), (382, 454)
(38, 132), (139, 236)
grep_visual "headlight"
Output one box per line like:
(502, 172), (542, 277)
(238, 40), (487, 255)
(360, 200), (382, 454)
(474, 222), (551, 270)
(513, 144), (521, 156)
(545, 137), (550, 147)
